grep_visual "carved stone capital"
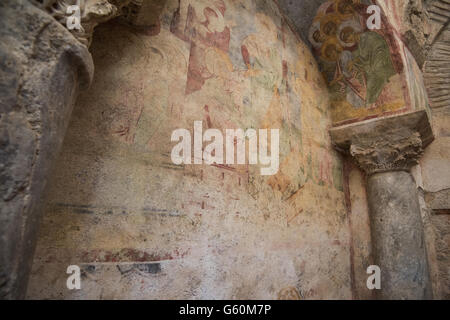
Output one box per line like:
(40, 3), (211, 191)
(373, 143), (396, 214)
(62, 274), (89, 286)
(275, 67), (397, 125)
(330, 110), (434, 175)
(349, 129), (424, 174)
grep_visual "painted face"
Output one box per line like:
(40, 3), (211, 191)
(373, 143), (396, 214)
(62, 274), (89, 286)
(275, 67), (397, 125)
(324, 43), (341, 61)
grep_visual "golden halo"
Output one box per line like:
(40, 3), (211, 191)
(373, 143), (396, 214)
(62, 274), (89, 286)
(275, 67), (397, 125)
(337, 18), (363, 47)
(309, 21), (325, 48)
(319, 14), (342, 38)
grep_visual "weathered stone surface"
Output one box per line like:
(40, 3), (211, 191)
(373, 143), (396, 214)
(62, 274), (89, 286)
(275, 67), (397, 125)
(430, 212), (450, 299)
(420, 105), (450, 299)
(421, 109), (450, 193)
(0, 0), (93, 299)
(423, 24), (450, 110)
(426, 190), (450, 212)
(367, 171), (432, 299)
(416, 186), (443, 299)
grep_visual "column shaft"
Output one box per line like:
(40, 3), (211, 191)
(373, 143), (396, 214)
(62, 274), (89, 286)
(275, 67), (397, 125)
(367, 171), (432, 299)
(0, 0), (93, 299)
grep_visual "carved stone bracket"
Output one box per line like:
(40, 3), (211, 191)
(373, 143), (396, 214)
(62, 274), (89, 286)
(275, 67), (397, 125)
(29, 0), (138, 46)
(330, 110), (434, 175)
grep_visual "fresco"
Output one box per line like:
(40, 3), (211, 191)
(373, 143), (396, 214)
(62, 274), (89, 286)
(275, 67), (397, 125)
(164, 0), (343, 198)
(27, 0), (351, 299)
(308, 0), (410, 125)
(373, 0), (431, 116)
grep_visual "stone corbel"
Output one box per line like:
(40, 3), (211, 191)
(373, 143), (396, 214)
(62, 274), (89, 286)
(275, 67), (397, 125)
(29, 0), (137, 46)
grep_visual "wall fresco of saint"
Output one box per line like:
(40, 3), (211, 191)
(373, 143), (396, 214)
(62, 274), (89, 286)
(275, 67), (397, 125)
(309, 0), (411, 125)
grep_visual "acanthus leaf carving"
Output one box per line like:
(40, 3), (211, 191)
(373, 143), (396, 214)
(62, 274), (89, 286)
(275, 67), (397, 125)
(349, 128), (424, 175)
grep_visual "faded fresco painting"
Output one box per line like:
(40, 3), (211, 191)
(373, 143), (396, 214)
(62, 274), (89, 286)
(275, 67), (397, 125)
(27, 0), (351, 299)
(369, 0), (431, 116)
(309, 0), (410, 125)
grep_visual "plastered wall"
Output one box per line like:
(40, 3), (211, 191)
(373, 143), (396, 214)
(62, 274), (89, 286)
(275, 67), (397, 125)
(419, 107), (450, 299)
(27, 0), (353, 299)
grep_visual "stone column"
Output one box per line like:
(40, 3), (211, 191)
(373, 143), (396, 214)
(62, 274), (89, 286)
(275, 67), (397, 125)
(0, 0), (94, 299)
(1, 0), (157, 300)
(330, 110), (434, 299)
